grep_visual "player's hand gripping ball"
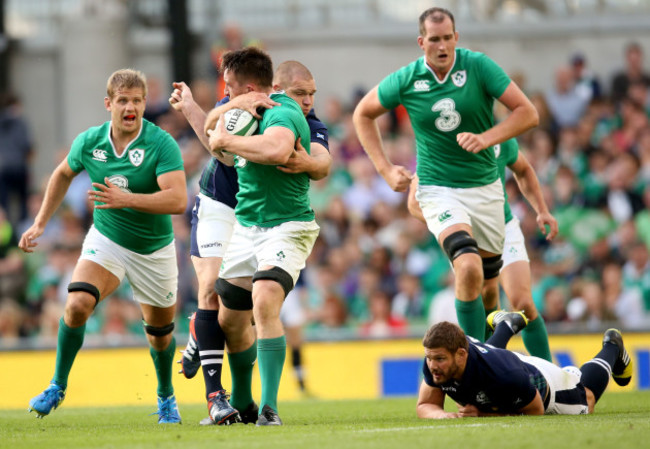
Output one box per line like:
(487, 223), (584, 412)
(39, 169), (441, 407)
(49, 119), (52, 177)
(218, 108), (258, 136)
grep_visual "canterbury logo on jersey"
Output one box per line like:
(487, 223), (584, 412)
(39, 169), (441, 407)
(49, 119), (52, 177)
(92, 149), (108, 162)
(414, 80), (430, 92)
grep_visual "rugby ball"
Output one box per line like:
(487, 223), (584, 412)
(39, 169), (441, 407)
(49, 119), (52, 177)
(219, 108), (258, 136)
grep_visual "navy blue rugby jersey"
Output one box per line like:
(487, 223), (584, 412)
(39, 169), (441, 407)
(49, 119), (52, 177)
(422, 337), (548, 414)
(306, 109), (329, 151)
(198, 96), (239, 208)
(198, 99), (329, 208)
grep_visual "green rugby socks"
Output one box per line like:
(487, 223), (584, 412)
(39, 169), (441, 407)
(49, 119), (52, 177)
(258, 336), (286, 413)
(52, 317), (86, 389)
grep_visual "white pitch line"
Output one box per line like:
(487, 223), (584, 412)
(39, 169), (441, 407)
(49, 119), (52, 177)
(355, 422), (501, 433)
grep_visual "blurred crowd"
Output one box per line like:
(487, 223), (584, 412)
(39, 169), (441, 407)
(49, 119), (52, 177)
(1, 40), (650, 345)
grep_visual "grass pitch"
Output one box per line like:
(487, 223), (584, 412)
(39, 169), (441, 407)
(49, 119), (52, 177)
(1, 392), (649, 449)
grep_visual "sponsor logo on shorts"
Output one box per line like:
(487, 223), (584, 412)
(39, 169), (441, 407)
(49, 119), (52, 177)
(316, 132), (325, 140)
(509, 247), (518, 255)
(438, 210), (452, 223)
(414, 80), (430, 92)
(92, 149), (108, 162)
(276, 250), (286, 261)
(166, 291), (174, 300)
(83, 248), (97, 256)
(200, 242), (222, 249)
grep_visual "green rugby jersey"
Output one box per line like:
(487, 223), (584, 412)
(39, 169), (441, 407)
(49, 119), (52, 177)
(378, 48), (511, 188)
(495, 138), (519, 224)
(233, 92), (314, 227)
(67, 119), (184, 254)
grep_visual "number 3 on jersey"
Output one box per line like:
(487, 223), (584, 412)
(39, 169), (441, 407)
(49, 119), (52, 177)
(432, 98), (461, 132)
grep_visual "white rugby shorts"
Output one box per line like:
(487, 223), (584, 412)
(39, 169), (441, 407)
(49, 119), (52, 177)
(79, 225), (178, 308)
(415, 179), (505, 254)
(219, 220), (320, 287)
(502, 216), (530, 269)
(515, 353), (589, 415)
(190, 193), (236, 258)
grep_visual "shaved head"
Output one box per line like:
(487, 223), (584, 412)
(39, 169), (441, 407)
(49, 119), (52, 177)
(273, 61), (314, 90)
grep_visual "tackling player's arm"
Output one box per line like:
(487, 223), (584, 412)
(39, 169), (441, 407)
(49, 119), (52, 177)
(168, 83), (277, 154)
(416, 381), (460, 419)
(208, 120), (295, 166)
(169, 82), (210, 150)
(277, 138), (331, 180)
(203, 92), (279, 136)
(457, 81), (539, 153)
(91, 170), (187, 214)
(508, 152), (558, 241)
(353, 86), (412, 192)
(19, 159), (78, 253)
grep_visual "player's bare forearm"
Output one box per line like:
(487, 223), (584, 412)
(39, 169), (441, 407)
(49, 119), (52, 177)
(515, 173), (548, 214)
(353, 86), (393, 174)
(417, 404), (460, 419)
(35, 161), (76, 228)
(416, 383), (458, 419)
(306, 151), (331, 180)
(182, 100), (211, 150)
(210, 148), (236, 166)
(19, 160), (76, 252)
(480, 83), (539, 148)
(354, 114), (391, 174)
(203, 92), (279, 136)
(119, 190), (187, 214)
(511, 155), (558, 239)
(92, 171), (187, 214)
(209, 121), (293, 165)
(278, 141), (331, 179)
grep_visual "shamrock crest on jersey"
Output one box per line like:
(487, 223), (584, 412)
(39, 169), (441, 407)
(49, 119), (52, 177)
(108, 175), (132, 193)
(451, 70), (466, 87)
(128, 148), (145, 167)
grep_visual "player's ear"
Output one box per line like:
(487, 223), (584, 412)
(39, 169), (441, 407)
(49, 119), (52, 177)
(104, 97), (111, 111)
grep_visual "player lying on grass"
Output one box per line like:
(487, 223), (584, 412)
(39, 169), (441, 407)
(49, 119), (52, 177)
(417, 313), (633, 418)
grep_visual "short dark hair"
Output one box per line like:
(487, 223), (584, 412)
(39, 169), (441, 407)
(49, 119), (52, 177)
(422, 321), (468, 352)
(419, 7), (455, 35)
(221, 46), (273, 88)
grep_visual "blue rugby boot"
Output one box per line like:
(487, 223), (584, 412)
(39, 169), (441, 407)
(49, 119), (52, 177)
(154, 395), (182, 424)
(28, 382), (66, 418)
